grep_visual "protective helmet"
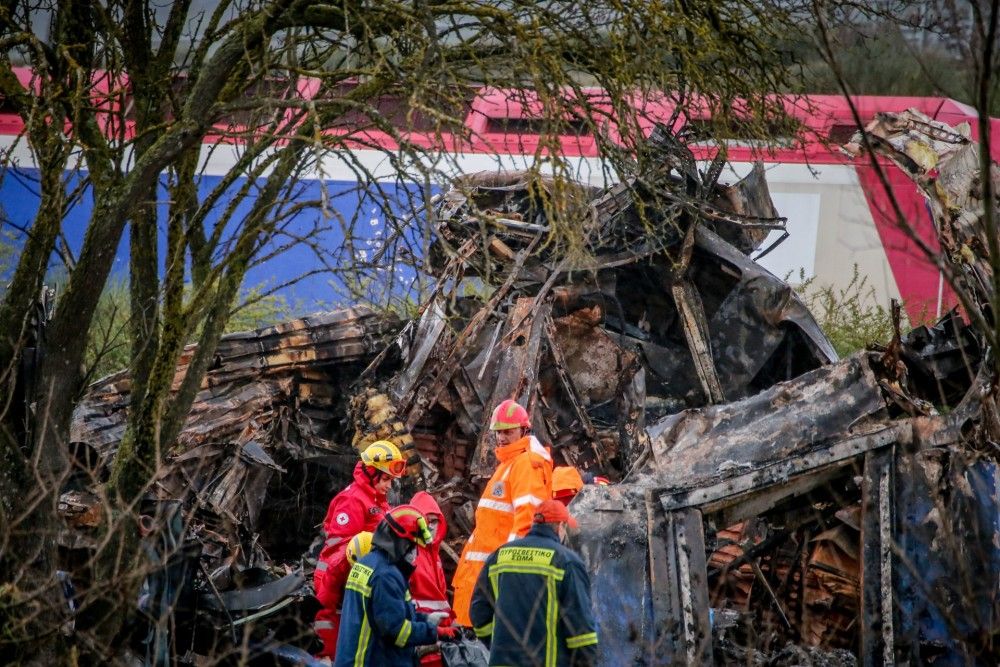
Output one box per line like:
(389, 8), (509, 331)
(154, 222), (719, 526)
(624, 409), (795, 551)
(346, 531), (374, 564)
(489, 399), (530, 431)
(382, 505), (433, 547)
(581, 471), (611, 486)
(360, 440), (406, 478)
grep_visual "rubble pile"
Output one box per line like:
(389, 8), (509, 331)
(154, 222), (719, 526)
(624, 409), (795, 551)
(69, 308), (400, 568)
(64, 117), (1000, 664)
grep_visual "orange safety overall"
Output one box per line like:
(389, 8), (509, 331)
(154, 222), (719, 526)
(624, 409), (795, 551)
(450, 435), (552, 625)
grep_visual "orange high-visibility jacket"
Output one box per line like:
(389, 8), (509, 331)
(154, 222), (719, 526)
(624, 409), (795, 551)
(451, 435), (553, 625)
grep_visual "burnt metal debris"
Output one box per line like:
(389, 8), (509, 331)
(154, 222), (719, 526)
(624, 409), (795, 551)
(65, 118), (999, 665)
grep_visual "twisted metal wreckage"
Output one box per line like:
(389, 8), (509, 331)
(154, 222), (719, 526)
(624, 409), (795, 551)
(68, 117), (999, 664)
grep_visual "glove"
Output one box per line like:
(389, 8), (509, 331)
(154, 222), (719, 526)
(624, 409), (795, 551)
(426, 611), (449, 627)
(437, 625), (459, 641)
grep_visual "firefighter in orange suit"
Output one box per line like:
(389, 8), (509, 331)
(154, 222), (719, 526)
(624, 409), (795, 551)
(553, 466), (611, 506)
(450, 399), (553, 626)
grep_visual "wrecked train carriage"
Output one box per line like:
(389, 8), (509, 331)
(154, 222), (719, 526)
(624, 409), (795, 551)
(570, 111), (1000, 666)
(572, 334), (995, 665)
(382, 159), (836, 523)
(68, 307), (402, 572)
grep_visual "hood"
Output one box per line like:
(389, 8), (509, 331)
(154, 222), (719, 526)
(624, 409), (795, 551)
(410, 491), (447, 546)
(351, 461), (387, 503)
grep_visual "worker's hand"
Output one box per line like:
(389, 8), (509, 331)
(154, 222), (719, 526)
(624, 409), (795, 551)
(437, 625), (460, 641)
(426, 611), (450, 627)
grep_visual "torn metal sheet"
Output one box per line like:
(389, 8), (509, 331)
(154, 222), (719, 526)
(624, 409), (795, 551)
(200, 569), (305, 615)
(642, 354), (886, 508)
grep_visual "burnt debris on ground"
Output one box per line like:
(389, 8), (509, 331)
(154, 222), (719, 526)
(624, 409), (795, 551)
(66, 117), (999, 664)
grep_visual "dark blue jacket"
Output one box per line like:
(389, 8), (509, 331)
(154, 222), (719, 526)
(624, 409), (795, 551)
(333, 547), (438, 667)
(469, 523), (599, 667)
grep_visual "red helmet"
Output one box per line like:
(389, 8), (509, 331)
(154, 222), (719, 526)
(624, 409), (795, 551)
(382, 505), (433, 546)
(489, 399), (530, 431)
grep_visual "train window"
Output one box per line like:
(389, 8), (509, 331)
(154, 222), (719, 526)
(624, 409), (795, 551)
(827, 123), (863, 145)
(683, 116), (797, 147)
(217, 78), (302, 128)
(484, 116), (592, 137)
(323, 85), (474, 135)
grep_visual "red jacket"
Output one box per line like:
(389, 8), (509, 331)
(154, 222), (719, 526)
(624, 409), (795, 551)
(409, 491), (452, 616)
(314, 463), (390, 659)
(321, 462), (389, 551)
(313, 542), (353, 658)
(314, 543), (352, 611)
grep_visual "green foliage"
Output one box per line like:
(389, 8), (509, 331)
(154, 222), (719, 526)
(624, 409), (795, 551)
(784, 19), (1000, 115)
(84, 279), (131, 382)
(83, 283), (301, 382)
(794, 266), (899, 357)
(0, 229), (16, 287)
(226, 288), (297, 332)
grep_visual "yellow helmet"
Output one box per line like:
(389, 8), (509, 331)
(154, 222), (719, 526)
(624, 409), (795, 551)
(360, 440), (406, 478)
(346, 531), (374, 564)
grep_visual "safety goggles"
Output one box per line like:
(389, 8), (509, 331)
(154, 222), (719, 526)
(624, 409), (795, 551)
(385, 458), (406, 477)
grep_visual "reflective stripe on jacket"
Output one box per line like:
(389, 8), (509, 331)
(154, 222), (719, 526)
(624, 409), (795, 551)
(452, 435), (552, 625)
(469, 523), (599, 667)
(333, 548), (438, 667)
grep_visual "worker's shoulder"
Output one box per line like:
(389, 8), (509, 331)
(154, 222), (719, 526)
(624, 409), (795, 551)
(375, 554), (407, 577)
(330, 482), (361, 504)
(500, 533), (560, 555)
(555, 543), (587, 571)
(493, 535), (585, 574)
(511, 447), (552, 469)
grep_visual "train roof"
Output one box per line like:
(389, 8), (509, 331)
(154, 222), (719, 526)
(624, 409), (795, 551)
(2, 66), (998, 163)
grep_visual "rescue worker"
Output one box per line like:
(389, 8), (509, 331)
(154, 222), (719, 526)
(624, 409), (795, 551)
(469, 499), (599, 667)
(335, 505), (459, 666)
(322, 440), (406, 549)
(409, 491), (453, 667)
(314, 531), (373, 659)
(553, 467), (611, 506)
(552, 466), (584, 506)
(451, 399), (553, 625)
(315, 441), (405, 658)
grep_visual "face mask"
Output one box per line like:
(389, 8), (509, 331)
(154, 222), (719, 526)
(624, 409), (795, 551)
(404, 546), (418, 565)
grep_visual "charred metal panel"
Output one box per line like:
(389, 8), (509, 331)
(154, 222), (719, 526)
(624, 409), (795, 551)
(644, 354), (886, 503)
(694, 226), (838, 379)
(860, 447), (896, 667)
(662, 507), (713, 665)
(893, 448), (1000, 665)
(570, 485), (655, 666)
